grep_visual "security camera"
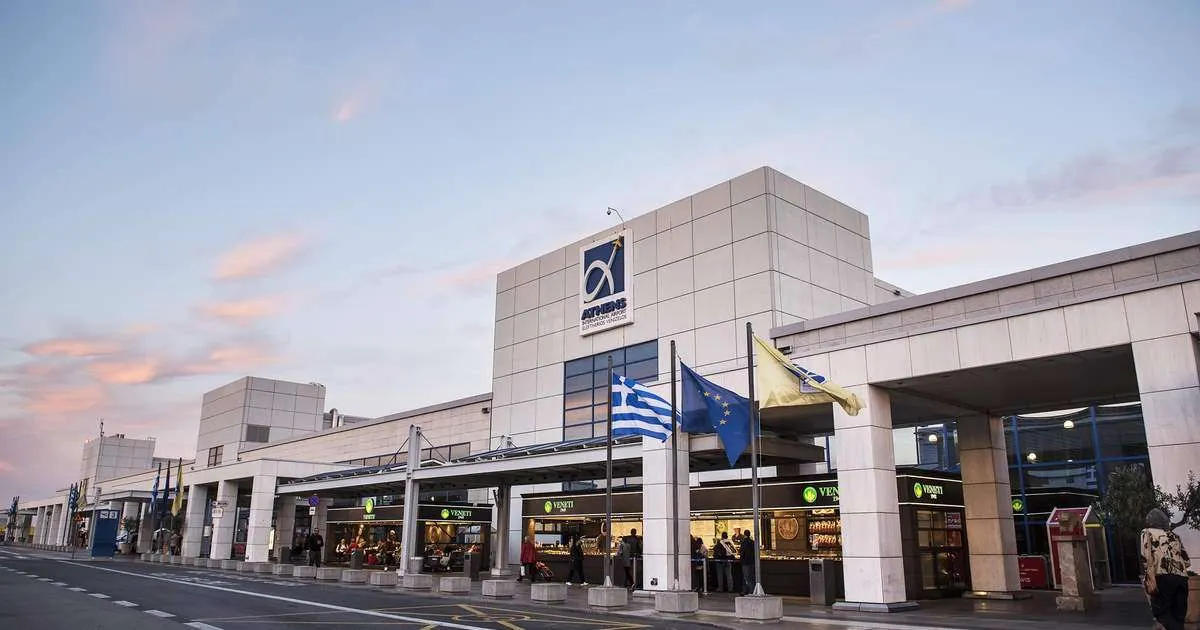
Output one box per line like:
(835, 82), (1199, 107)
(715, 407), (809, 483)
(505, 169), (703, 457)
(606, 208), (614, 215)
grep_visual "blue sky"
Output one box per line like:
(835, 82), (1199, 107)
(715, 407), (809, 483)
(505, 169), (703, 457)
(1, 0), (1198, 501)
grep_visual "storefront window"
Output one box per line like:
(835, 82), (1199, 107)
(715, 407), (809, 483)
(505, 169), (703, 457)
(1014, 411), (1095, 463)
(1023, 462), (1098, 490)
(563, 340), (659, 437)
(1095, 404), (1148, 458)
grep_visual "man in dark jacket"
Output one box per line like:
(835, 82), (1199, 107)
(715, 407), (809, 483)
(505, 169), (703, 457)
(739, 534), (757, 595)
(306, 531), (324, 568)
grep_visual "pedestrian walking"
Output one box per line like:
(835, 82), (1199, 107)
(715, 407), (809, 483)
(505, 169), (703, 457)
(518, 535), (538, 582)
(1141, 508), (1191, 630)
(566, 536), (586, 585)
(739, 533), (757, 595)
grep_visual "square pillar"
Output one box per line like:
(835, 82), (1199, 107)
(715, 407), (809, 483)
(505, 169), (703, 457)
(57, 503), (71, 547)
(35, 507), (46, 544)
(209, 480), (239, 560)
(832, 385), (916, 612)
(1133, 332), (1200, 553)
(138, 502), (155, 553)
(244, 474), (277, 562)
(641, 432), (692, 592)
(182, 484), (209, 557)
(274, 496), (297, 560)
(46, 505), (59, 547)
(958, 415), (1022, 597)
(492, 485), (513, 576)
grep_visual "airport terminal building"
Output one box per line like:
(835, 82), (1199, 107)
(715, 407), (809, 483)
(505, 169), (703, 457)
(15, 167), (1199, 610)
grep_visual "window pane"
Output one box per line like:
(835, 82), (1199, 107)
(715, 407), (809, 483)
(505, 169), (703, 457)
(1095, 405), (1148, 458)
(564, 406), (594, 424)
(565, 358), (592, 377)
(565, 374), (593, 393)
(564, 389), (592, 409)
(626, 341), (657, 363)
(593, 370), (611, 388)
(450, 443), (470, 459)
(1015, 412), (1095, 462)
(564, 424), (593, 441)
(592, 387), (609, 407)
(1023, 462), (1098, 491)
(594, 349), (624, 369)
(625, 358), (657, 382)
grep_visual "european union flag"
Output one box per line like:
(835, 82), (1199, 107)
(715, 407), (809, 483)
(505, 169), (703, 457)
(680, 362), (753, 467)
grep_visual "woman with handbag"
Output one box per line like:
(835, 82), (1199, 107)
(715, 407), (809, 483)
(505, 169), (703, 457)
(1141, 508), (1191, 630)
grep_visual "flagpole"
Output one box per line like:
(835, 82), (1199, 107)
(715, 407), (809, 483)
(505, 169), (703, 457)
(745, 322), (764, 597)
(604, 353), (614, 588)
(669, 339), (680, 591)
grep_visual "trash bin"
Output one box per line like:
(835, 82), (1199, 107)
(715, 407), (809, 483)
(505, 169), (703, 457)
(349, 550), (363, 570)
(464, 553), (481, 580)
(277, 546), (291, 564)
(809, 559), (843, 605)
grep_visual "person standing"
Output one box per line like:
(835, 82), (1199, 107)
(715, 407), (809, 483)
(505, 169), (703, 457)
(618, 537), (634, 591)
(1141, 508), (1191, 630)
(739, 533), (757, 595)
(566, 536), (586, 586)
(714, 532), (736, 592)
(518, 535), (538, 582)
(306, 530), (324, 568)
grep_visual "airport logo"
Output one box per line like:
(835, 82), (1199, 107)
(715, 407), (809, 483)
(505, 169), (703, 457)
(578, 229), (633, 336)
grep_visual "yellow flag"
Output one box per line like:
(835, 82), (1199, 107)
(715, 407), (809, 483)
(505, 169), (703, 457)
(752, 335), (862, 416)
(171, 459), (184, 516)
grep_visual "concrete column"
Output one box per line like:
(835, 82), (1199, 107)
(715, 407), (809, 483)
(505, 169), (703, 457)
(274, 496), (297, 561)
(56, 503), (70, 547)
(182, 484), (209, 557)
(244, 474), (277, 563)
(958, 415), (1021, 596)
(641, 432), (692, 591)
(1133, 331), (1200, 553)
(399, 423), (421, 574)
(45, 505), (59, 547)
(137, 502), (154, 553)
(492, 485), (512, 576)
(34, 507), (46, 544)
(209, 480), (239, 560)
(832, 385), (915, 612)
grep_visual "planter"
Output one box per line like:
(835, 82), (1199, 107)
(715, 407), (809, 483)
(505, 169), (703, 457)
(1186, 575), (1199, 629)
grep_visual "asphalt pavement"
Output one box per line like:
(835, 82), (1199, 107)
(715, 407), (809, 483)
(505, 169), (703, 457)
(0, 549), (715, 630)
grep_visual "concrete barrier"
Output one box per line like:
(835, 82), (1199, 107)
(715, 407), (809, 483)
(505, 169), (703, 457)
(654, 591), (699, 614)
(207, 559), (223, 569)
(181, 557), (197, 566)
(481, 580), (515, 599)
(587, 586), (627, 608)
(220, 560), (238, 570)
(141, 553), (152, 562)
(369, 572), (398, 586)
(439, 576), (470, 594)
(253, 563), (273, 574)
(236, 561), (250, 572)
(272, 565), (295, 576)
(169, 556), (182, 565)
(735, 595), (783, 621)
(531, 583), (567, 603)
(293, 566), (317, 578)
(341, 569), (368, 584)
(401, 573), (434, 591)
(316, 567), (342, 581)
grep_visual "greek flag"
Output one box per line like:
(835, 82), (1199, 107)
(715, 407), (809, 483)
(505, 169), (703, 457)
(611, 373), (674, 442)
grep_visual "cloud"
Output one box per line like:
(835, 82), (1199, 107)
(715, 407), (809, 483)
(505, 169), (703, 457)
(196, 295), (288, 324)
(170, 342), (281, 377)
(20, 384), (108, 415)
(332, 95), (366, 123)
(23, 337), (122, 358)
(213, 233), (308, 281)
(87, 358), (162, 385)
(0, 461), (15, 475)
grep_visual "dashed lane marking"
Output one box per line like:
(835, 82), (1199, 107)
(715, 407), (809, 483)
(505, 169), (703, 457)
(184, 623), (225, 630)
(145, 610), (175, 618)
(38, 577), (52, 581)
(89, 593), (110, 599)
(67, 587), (86, 592)
(62, 561), (490, 630)
(114, 601), (138, 607)
(51, 581), (67, 586)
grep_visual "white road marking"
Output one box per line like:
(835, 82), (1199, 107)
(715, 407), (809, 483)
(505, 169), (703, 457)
(144, 609), (175, 618)
(114, 600), (138, 607)
(89, 593), (110, 599)
(51, 581), (67, 586)
(185, 623), (225, 630)
(38, 577), (52, 581)
(67, 587), (86, 592)
(62, 561), (490, 630)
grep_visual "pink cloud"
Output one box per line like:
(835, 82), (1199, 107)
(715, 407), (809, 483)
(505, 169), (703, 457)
(21, 384), (108, 415)
(87, 358), (162, 385)
(0, 461), (15, 474)
(175, 344), (281, 376)
(214, 233), (308, 281)
(332, 95), (366, 123)
(23, 337), (122, 358)
(196, 296), (288, 324)
(434, 259), (518, 293)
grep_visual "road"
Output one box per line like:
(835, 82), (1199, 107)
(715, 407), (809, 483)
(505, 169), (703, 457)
(1, 548), (725, 630)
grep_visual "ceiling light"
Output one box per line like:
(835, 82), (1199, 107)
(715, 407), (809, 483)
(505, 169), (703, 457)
(1027, 452), (1038, 463)
(1063, 419), (1075, 429)
(928, 433), (939, 443)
